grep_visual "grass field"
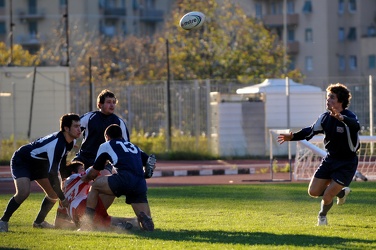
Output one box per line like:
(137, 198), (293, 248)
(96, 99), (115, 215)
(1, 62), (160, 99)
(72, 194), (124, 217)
(0, 182), (375, 249)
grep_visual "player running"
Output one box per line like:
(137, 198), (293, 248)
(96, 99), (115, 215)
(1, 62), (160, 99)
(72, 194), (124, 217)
(278, 83), (360, 226)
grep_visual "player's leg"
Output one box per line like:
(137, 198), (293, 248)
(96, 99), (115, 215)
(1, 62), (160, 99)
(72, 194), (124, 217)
(33, 178), (58, 228)
(97, 169), (116, 208)
(0, 177), (31, 232)
(87, 176), (113, 209)
(308, 177), (331, 198)
(131, 203), (154, 231)
(80, 176), (113, 231)
(308, 176), (332, 226)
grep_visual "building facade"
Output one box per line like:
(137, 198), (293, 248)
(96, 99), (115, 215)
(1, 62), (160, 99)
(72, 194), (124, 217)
(0, 0), (375, 85)
(0, 0), (174, 53)
(238, 0), (376, 85)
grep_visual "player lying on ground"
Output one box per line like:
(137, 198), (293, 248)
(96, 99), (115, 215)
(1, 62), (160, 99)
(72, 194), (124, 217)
(55, 161), (139, 231)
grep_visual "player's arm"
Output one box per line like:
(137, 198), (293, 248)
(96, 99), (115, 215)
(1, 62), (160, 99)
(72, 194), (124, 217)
(47, 137), (71, 205)
(48, 172), (66, 201)
(82, 152), (110, 182)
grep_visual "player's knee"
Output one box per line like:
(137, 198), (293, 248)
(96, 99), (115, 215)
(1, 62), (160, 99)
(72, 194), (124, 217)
(14, 191), (30, 203)
(46, 195), (59, 202)
(321, 194), (333, 204)
(308, 188), (320, 198)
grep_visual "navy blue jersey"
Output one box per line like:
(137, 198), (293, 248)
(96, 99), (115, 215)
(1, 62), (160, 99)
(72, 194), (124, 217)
(93, 139), (149, 200)
(78, 111), (129, 161)
(292, 110), (360, 159)
(14, 131), (74, 175)
(93, 139), (145, 177)
(12, 131), (75, 200)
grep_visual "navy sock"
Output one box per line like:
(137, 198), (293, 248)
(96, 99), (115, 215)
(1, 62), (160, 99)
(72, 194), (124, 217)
(336, 189), (345, 198)
(1, 197), (21, 222)
(34, 197), (56, 224)
(318, 200), (333, 216)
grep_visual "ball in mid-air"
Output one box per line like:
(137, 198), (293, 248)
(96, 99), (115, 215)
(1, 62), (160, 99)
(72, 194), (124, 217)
(179, 11), (205, 30)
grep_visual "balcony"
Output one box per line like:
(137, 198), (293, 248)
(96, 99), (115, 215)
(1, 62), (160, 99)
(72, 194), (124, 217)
(102, 7), (126, 19)
(287, 41), (299, 54)
(262, 13), (299, 27)
(140, 9), (164, 22)
(16, 33), (45, 49)
(17, 8), (46, 21)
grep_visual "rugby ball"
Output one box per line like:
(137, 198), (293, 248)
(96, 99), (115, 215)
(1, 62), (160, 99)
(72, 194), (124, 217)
(179, 11), (205, 30)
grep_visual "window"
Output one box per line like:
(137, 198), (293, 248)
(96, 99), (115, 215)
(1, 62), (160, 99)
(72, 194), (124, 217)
(338, 0), (344, 14)
(122, 21), (127, 35)
(29, 0), (37, 14)
(369, 55), (376, 69)
(132, 0), (139, 10)
(367, 26), (376, 37)
(338, 55), (345, 71)
(255, 3), (262, 19)
(0, 22), (5, 34)
(348, 0), (356, 12)
(349, 55), (357, 70)
(305, 56), (313, 71)
(289, 56), (296, 70)
(28, 21), (38, 35)
(0, 0), (5, 8)
(271, 2), (277, 14)
(288, 29), (295, 41)
(338, 27), (345, 41)
(302, 0), (312, 13)
(305, 28), (313, 42)
(287, 1), (294, 14)
(347, 27), (356, 41)
(277, 1), (283, 14)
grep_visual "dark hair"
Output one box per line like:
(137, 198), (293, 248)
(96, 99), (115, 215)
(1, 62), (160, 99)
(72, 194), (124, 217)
(60, 161), (84, 179)
(104, 124), (122, 139)
(326, 83), (351, 109)
(60, 113), (80, 132)
(97, 89), (117, 104)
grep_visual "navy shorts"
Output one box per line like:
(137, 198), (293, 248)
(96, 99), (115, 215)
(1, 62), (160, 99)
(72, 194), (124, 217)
(314, 155), (358, 186)
(11, 154), (49, 181)
(107, 172), (148, 204)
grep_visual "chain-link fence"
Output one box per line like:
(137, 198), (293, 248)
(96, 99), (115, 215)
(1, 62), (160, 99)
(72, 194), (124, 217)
(71, 77), (375, 137)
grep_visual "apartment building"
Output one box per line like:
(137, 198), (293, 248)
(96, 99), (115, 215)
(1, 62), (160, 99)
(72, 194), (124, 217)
(238, 0), (376, 85)
(0, 0), (375, 84)
(0, 0), (174, 53)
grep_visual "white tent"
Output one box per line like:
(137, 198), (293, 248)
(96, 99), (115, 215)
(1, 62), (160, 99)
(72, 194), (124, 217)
(237, 78), (324, 94)
(236, 78), (326, 129)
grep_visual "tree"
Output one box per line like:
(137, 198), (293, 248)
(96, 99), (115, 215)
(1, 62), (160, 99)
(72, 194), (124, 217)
(36, 0), (304, 83)
(0, 42), (39, 66)
(153, 0), (303, 82)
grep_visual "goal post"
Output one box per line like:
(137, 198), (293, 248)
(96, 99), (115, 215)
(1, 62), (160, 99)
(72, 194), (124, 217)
(294, 135), (376, 181)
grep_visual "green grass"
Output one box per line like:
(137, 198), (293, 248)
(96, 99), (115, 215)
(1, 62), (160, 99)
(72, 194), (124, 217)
(1, 182), (376, 249)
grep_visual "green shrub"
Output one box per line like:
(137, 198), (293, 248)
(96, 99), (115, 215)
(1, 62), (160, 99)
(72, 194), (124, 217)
(0, 135), (29, 165)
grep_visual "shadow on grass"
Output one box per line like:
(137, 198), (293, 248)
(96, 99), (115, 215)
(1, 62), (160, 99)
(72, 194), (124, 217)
(130, 229), (375, 249)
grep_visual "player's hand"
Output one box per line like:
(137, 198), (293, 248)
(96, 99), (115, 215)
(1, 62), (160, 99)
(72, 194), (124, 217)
(61, 198), (69, 208)
(81, 174), (90, 183)
(329, 107), (344, 121)
(277, 132), (293, 144)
